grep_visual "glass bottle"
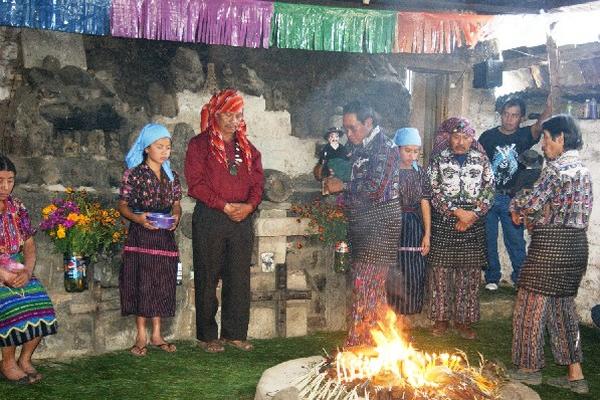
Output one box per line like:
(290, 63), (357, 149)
(64, 253), (88, 292)
(176, 262), (183, 285)
(334, 241), (350, 273)
(590, 98), (597, 119)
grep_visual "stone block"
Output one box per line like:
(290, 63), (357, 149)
(285, 300), (308, 337)
(251, 271), (276, 292)
(69, 302), (97, 314)
(254, 356), (323, 400)
(94, 311), (139, 353)
(287, 270), (307, 291)
(248, 303), (276, 339)
(255, 217), (315, 237)
(258, 236), (287, 265)
(36, 313), (95, 359)
(21, 30), (86, 70)
(324, 251), (348, 331)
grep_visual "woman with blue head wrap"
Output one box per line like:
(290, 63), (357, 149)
(118, 123), (183, 356)
(386, 127), (432, 328)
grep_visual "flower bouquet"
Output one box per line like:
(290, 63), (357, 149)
(292, 200), (349, 272)
(40, 188), (126, 292)
(291, 200), (348, 247)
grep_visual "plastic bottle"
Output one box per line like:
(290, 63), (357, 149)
(590, 98), (597, 119)
(584, 99), (591, 119)
(176, 262), (183, 285)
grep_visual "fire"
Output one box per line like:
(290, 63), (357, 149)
(332, 309), (499, 398)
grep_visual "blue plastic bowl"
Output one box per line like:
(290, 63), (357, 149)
(146, 213), (176, 229)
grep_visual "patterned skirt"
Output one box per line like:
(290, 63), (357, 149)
(428, 212), (487, 269)
(518, 225), (588, 297)
(0, 278), (58, 347)
(387, 211), (426, 315)
(348, 199), (402, 265)
(120, 223), (179, 318)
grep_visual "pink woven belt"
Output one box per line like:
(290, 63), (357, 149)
(124, 246), (179, 257)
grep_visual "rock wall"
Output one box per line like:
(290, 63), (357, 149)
(0, 27), (410, 358)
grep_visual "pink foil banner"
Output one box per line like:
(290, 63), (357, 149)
(111, 0), (274, 48)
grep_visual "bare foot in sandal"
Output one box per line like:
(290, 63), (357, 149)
(150, 341), (176, 353)
(129, 345), (147, 357)
(17, 360), (42, 383)
(197, 340), (224, 353)
(224, 339), (253, 351)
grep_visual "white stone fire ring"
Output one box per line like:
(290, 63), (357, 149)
(254, 356), (541, 400)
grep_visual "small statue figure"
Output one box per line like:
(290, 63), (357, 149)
(313, 127), (351, 184)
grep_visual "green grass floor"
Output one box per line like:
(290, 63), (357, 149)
(2, 319), (599, 400)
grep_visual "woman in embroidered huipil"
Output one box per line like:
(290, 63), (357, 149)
(0, 154), (57, 384)
(118, 124), (182, 356)
(387, 128), (431, 324)
(508, 115), (593, 394)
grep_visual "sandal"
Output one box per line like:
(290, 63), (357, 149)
(224, 339), (254, 352)
(21, 369), (43, 383)
(0, 369), (32, 385)
(546, 376), (589, 394)
(151, 342), (177, 353)
(197, 340), (225, 353)
(129, 345), (147, 357)
(17, 363), (43, 383)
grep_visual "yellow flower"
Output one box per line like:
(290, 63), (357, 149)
(112, 232), (121, 243)
(57, 225), (66, 239)
(66, 187), (74, 194)
(67, 212), (80, 222)
(42, 204), (57, 217)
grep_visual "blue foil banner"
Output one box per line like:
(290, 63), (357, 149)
(0, 0), (110, 35)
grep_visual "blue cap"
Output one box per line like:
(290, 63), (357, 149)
(393, 127), (421, 147)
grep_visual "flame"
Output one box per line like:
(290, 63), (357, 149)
(335, 309), (497, 396)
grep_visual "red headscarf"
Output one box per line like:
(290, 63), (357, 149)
(430, 116), (485, 157)
(200, 89), (253, 171)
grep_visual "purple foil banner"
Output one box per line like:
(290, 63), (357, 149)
(111, 0), (274, 48)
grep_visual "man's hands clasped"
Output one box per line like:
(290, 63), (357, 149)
(224, 203), (254, 222)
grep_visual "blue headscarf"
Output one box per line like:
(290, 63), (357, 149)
(393, 127), (422, 171)
(393, 127), (422, 147)
(125, 123), (174, 181)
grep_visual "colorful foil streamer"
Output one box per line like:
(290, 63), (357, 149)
(0, 0), (110, 35)
(110, 0), (274, 48)
(270, 2), (396, 53)
(395, 12), (492, 54)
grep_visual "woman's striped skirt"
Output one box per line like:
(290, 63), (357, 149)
(0, 278), (58, 347)
(119, 223), (179, 318)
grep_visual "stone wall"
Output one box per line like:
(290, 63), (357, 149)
(2, 27), (397, 359)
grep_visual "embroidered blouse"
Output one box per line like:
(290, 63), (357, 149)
(399, 167), (431, 208)
(428, 148), (495, 218)
(345, 128), (401, 209)
(119, 164), (183, 213)
(0, 196), (36, 256)
(509, 150), (593, 229)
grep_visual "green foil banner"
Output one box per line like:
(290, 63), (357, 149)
(270, 2), (396, 53)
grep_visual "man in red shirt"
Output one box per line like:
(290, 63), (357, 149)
(184, 89), (264, 353)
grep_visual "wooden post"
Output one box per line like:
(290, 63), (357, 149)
(546, 23), (561, 114)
